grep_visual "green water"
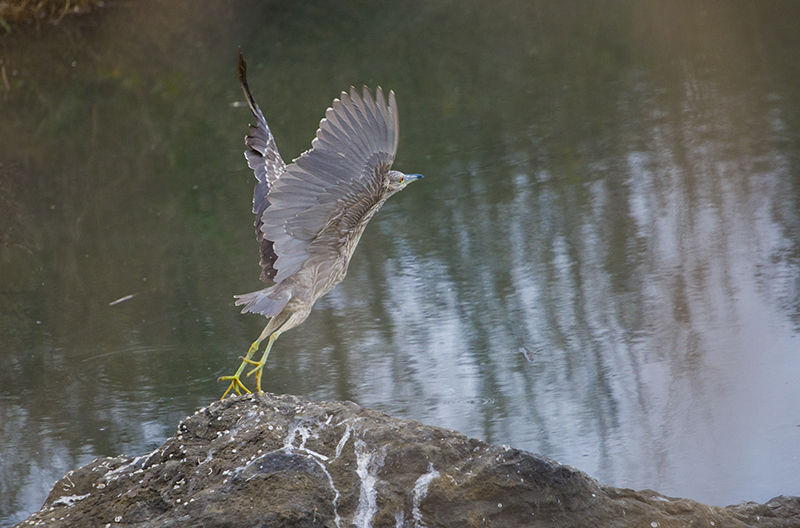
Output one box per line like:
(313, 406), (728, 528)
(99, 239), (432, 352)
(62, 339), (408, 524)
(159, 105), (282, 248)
(2, 1), (800, 523)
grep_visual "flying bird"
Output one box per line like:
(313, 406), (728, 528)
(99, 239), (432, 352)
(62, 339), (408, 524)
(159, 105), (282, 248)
(220, 51), (422, 398)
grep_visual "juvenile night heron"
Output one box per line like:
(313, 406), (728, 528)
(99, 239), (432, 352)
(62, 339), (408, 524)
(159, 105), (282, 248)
(220, 51), (422, 398)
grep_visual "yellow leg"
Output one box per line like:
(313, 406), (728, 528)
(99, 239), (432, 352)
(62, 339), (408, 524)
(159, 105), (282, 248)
(245, 330), (281, 393)
(219, 324), (273, 399)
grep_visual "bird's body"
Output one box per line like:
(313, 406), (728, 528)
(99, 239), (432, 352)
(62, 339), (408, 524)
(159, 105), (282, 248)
(221, 51), (422, 397)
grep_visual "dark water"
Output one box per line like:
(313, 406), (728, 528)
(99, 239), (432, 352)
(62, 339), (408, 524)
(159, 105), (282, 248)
(2, 0), (800, 523)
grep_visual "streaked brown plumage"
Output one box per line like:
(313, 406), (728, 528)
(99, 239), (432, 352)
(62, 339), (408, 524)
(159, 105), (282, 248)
(220, 51), (422, 398)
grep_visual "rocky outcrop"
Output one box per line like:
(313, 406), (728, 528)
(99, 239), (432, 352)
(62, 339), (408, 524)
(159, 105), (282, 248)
(16, 393), (800, 527)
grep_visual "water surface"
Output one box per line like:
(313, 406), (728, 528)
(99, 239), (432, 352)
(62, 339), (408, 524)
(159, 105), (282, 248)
(2, 1), (800, 524)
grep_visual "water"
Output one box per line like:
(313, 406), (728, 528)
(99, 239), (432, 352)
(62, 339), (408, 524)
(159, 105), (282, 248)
(2, 0), (800, 524)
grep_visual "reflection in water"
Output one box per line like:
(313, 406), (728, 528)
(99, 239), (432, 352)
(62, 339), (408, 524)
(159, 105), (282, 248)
(1, 0), (800, 524)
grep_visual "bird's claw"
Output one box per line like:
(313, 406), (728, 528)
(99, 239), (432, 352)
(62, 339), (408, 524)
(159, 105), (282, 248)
(246, 363), (263, 378)
(219, 374), (251, 399)
(238, 356), (260, 367)
(245, 362), (266, 394)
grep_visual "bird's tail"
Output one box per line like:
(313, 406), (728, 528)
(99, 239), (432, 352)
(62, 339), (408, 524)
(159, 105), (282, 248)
(234, 287), (290, 317)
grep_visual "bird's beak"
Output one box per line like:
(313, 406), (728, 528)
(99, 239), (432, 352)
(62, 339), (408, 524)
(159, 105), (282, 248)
(404, 173), (424, 183)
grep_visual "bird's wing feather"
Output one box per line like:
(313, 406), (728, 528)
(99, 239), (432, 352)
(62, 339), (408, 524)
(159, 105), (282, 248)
(261, 86), (399, 284)
(238, 50), (286, 282)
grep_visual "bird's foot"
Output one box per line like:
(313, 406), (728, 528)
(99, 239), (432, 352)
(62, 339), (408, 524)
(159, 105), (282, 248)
(245, 359), (267, 394)
(219, 374), (251, 399)
(239, 356), (260, 367)
(218, 341), (264, 398)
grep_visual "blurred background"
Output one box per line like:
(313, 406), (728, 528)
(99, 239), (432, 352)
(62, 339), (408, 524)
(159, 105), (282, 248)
(1, 0), (799, 524)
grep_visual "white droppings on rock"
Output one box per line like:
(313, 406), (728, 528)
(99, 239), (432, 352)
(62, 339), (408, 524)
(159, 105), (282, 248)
(282, 423), (329, 461)
(412, 463), (440, 528)
(198, 450), (214, 466)
(51, 494), (91, 507)
(309, 456), (342, 528)
(333, 423), (352, 461)
(143, 446), (160, 462)
(102, 455), (145, 483)
(352, 440), (388, 528)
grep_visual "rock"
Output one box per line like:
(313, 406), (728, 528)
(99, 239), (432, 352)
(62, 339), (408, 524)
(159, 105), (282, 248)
(15, 393), (800, 527)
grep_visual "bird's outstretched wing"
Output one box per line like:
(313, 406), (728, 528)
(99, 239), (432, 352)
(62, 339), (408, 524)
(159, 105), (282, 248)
(238, 50), (287, 282)
(260, 86), (400, 284)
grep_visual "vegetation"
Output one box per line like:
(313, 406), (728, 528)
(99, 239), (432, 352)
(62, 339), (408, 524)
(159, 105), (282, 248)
(0, 0), (103, 30)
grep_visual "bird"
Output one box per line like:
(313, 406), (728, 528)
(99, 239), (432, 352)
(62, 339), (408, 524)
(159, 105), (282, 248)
(220, 50), (423, 398)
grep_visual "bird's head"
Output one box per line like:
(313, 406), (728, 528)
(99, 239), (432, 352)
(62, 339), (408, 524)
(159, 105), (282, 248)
(386, 170), (424, 195)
